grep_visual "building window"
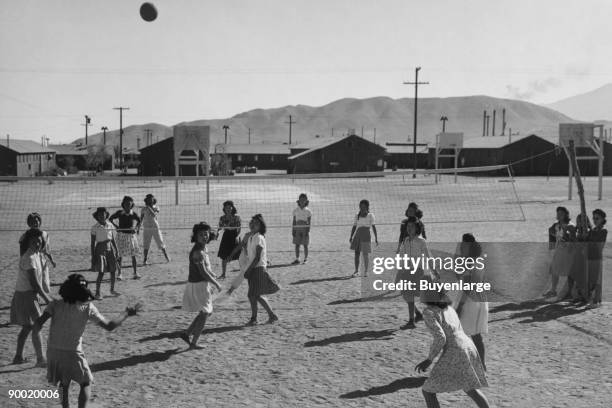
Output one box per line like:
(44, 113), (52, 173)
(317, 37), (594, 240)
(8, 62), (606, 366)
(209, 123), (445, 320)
(254, 155), (258, 161)
(237, 154), (242, 161)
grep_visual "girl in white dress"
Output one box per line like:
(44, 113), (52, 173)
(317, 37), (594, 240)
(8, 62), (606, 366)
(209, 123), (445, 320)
(453, 233), (488, 370)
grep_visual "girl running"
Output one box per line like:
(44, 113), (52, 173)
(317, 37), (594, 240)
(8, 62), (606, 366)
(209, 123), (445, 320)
(349, 199), (378, 277)
(397, 216), (427, 329)
(181, 222), (222, 349)
(109, 196), (141, 280)
(243, 214), (279, 326)
(292, 193), (312, 265)
(217, 200), (241, 279)
(416, 287), (490, 408)
(34, 274), (141, 408)
(543, 206), (575, 298)
(10, 228), (51, 367)
(586, 209), (607, 307)
(140, 194), (171, 265)
(453, 233), (488, 370)
(90, 207), (119, 299)
(19, 212), (56, 294)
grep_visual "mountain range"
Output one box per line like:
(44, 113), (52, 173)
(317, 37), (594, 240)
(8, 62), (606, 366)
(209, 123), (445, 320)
(547, 84), (612, 122)
(72, 94), (584, 150)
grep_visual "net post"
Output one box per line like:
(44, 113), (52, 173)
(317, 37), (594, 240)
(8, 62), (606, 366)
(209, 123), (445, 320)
(175, 177), (179, 205)
(206, 177), (210, 205)
(454, 149), (458, 184)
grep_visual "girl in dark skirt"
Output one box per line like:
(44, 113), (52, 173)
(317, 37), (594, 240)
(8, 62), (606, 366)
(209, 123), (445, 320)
(349, 200), (378, 277)
(34, 274), (141, 408)
(243, 214), (279, 326)
(19, 212), (56, 293)
(217, 201), (241, 279)
(587, 209), (607, 307)
(11, 229), (52, 366)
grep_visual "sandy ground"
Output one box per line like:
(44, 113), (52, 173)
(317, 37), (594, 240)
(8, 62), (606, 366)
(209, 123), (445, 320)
(0, 176), (611, 407)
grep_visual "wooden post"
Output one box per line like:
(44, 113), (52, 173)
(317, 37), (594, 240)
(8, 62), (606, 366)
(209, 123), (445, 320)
(206, 178), (210, 205)
(175, 178), (179, 205)
(567, 140), (586, 219)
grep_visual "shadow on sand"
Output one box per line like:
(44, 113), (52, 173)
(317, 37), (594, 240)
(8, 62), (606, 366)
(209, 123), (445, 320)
(489, 301), (586, 324)
(90, 348), (181, 372)
(138, 325), (244, 343)
(340, 376), (427, 398)
(290, 276), (353, 285)
(304, 328), (397, 347)
(144, 281), (186, 288)
(328, 291), (401, 305)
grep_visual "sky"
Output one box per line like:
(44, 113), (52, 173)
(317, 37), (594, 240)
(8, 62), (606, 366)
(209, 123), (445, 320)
(1, 0), (612, 143)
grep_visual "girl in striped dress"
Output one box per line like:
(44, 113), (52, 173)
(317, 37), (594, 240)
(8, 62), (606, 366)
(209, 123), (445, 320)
(109, 196), (141, 280)
(243, 214), (279, 326)
(181, 222), (222, 349)
(349, 200), (378, 277)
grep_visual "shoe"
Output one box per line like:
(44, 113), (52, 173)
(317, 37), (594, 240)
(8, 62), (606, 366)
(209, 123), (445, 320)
(351, 271), (359, 278)
(179, 333), (191, 346)
(133, 274), (141, 280)
(400, 320), (416, 330)
(143, 260), (148, 266)
(302, 259), (308, 264)
(291, 259), (300, 265)
(12, 356), (28, 365)
(110, 290), (120, 296)
(245, 318), (258, 327)
(267, 314), (279, 324)
(116, 274), (123, 281)
(165, 256), (171, 263)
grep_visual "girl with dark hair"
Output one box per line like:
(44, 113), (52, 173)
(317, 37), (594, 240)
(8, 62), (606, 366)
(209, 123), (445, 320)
(181, 222), (222, 349)
(292, 193), (312, 264)
(19, 212), (55, 294)
(586, 209), (607, 307)
(35, 274), (141, 408)
(397, 216), (427, 329)
(10, 229), (51, 367)
(109, 196), (141, 280)
(90, 207), (119, 299)
(243, 214), (279, 326)
(416, 287), (489, 408)
(140, 194), (171, 265)
(349, 199), (378, 277)
(397, 203), (427, 253)
(218, 200), (241, 279)
(544, 206), (576, 298)
(453, 233), (488, 370)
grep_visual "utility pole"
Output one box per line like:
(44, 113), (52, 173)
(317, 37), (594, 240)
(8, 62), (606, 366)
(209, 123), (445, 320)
(101, 126), (108, 145)
(222, 125), (230, 144)
(482, 110), (487, 136)
(113, 107), (129, 169)
(492, 110), (496, 136)
(82, 115), (91, 145)
(440, 116), (448, 132)
(501, 108), (507, 136)
(248, 128), (251, 144)
(508, 128), (519, 144)
(485, 114), (490, 136)
(285, 115), (296, 144)
(403, 67), (429, 176)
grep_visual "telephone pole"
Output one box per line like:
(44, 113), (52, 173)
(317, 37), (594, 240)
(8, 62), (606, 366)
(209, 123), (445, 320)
(82, 115), (91, 145)
(403, 67), (429, 177)
(101, 126), (108, 145)
(113, 107), (129, 168)
(248, 128), (251, 144)
(285, 115), (296, 144)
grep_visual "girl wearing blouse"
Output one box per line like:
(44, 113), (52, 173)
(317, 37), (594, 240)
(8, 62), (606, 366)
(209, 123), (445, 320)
(543, 206), (576, 298)
(217, 200), (241, 279)
(586, 209), (607, 307)
(109, 196), (141, 280)
(19, 212), (56, 294)
(181, 222), (222, 349)
(140, 194), (171, 265)
(397, 216), (427, 329)
(349, 199), (378, 277)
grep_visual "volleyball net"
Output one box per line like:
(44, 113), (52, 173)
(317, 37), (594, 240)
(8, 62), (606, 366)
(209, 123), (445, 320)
(0, 165), (525, 231)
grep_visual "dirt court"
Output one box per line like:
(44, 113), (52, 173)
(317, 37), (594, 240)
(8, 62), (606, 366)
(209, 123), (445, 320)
(1, 176), (611, 407)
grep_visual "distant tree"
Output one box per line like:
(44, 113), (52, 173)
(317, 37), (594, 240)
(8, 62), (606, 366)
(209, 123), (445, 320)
(86, 145), (111, 171)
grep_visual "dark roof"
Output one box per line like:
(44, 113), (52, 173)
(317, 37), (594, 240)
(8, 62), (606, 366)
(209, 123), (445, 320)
(213, 143), (290, 155)
(289, 135), (382, 160)
(0, 139), (56, 154)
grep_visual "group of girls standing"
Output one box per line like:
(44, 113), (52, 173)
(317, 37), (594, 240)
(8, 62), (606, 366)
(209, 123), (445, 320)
(544, 206), (607, 307)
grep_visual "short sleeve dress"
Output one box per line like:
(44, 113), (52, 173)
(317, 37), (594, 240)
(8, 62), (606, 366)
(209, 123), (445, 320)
(351, 213), (375, 253)
(245, 233), (279, 297)
(182, 245), (214, 314)
(422, 306), (488, 393)
(218, 214), (241, 260)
